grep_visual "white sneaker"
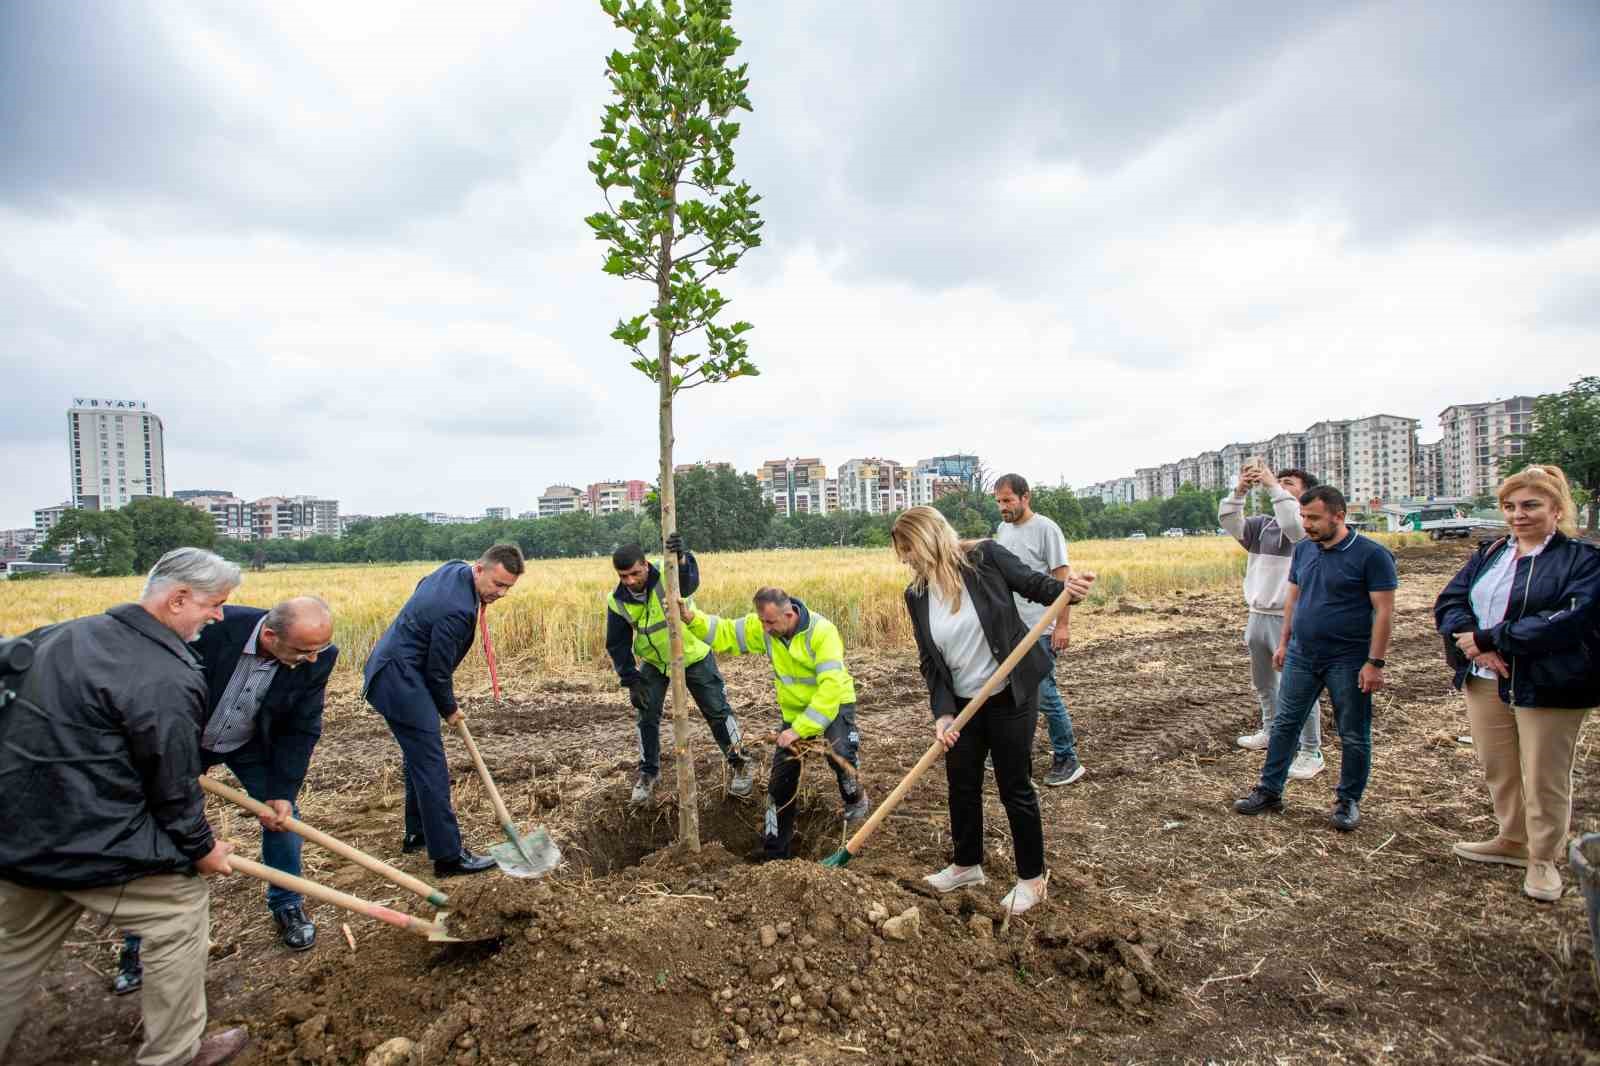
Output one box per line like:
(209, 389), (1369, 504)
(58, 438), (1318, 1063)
(1236, 730), (1270, 751)
(1287, 751), (1325, 781)
(923, 864), (986, 893)
(998, 877), (1047, 915)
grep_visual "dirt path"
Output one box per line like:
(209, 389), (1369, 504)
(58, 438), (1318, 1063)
(9, 542), (1599, 1065)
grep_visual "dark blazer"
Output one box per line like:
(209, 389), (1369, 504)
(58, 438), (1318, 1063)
(364, 560), (478, 720)
(905, 540), (1067, 719)
(193, 606), (338, 800)
(0, 604), (214, 889)
(1434, 531), (1600, 709)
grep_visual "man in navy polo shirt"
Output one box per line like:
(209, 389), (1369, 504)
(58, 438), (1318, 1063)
(1234, 485), (1396, 831)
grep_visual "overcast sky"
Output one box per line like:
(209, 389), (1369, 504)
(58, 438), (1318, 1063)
(3, 1), (1596, 526)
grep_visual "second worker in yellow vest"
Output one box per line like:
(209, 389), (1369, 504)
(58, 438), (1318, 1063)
(682, 586), (868, 861)
(605, 534), (752, 804)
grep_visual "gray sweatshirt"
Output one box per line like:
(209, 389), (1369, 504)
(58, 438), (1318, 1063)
(1218, 487), (1305, 615)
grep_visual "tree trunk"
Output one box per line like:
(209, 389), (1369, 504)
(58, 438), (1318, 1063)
(656, 194), (700, 851)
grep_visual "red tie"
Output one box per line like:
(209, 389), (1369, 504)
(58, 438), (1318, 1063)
(479, 604), (502, 702)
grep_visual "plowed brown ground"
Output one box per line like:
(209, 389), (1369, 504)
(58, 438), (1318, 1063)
(9, 542), (1600, 1065)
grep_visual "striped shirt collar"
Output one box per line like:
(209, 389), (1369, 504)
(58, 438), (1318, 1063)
(243, 615), (269, 657)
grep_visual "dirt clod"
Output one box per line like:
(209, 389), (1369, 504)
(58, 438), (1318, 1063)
(363, 1037), (414, 1066)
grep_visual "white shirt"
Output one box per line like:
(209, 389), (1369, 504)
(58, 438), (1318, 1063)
(995, 513), (1070, 634)
(928, 579), (998, 699)
(1468, 534), (1552, 680)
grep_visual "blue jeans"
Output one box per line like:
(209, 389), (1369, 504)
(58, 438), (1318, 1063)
(1036, 635), (1079, 764)
(202, 740), (304, 913)
(1260, 648), (1372, 803)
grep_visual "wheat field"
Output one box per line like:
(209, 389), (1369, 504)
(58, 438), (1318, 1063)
(0, 535), (1424, 683)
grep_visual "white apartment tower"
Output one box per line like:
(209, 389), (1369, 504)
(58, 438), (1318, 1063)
(1439, 397), (1536, 498)
(67, 398), (166, 510)
(1344, 414), (1417, 504)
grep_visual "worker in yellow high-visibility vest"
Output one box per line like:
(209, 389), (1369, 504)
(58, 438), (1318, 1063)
(681, 586), (867, 861)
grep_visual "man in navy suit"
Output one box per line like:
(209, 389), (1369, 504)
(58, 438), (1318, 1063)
(114, 595), (336, 995)
(364, 543), (524, 877)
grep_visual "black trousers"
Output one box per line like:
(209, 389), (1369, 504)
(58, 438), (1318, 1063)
(634, 656), (746, 777)
(944, 690), (1044, 879)
(764, 704), (861, 860)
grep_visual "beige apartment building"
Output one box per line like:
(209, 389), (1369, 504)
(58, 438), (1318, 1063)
(758, 458), (829, 516)
(1439, 396), (1535, 498)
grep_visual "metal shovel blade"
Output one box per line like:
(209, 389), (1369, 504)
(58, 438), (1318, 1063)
(488, 826), (561, 879)
(426, 913), (465, 943)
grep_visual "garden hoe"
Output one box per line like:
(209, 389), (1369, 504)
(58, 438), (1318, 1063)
(821, 585), (1076, 869)
(200, 775), (450, 908)
(226, 854), (486, 943)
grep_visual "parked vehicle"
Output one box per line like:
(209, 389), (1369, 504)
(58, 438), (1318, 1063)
(1126, 531), (1148, 540)
(1162, 528), (1185, 538)
(1375, 504), (1484, 540)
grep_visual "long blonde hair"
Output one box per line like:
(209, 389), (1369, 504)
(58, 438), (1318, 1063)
(1497, 464), (1579, 538)
(891, 506), (975, 612)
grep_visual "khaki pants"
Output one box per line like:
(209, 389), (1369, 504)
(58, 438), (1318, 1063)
(1464, 677), (1592, 861)
(0, 873), (210, 1066)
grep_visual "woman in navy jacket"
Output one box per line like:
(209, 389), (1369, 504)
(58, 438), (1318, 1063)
(893, 506), (1091, 916)
(1434, 465), (1599, 902)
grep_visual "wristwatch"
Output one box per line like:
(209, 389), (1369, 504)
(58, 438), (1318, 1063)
(1366, 657), (1386, 669)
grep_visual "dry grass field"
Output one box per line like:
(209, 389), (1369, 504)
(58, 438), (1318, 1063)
(0, 534), (1426, 685)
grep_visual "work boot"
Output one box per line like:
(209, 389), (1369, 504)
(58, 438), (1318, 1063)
(272, 904), (316, 952)
(191, 1027), (250, 1066)
(1043, 755), (1086, 787)
(1233, 786), (1283, 816)
(728, 762), (753, 798)
(1451, 837), (1529, 868)
(434, 849), (496, 877)
(630, 772), (658, 805)
(1525, 860), (1563, 902)
(400, 832), (427, 854)
(112, 935), (142, 996)
(842, 792), (871, 823)
(1330, 798), (1361, 832)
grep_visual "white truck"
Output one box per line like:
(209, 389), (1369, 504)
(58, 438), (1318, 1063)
(1375, 504), (1481, 541)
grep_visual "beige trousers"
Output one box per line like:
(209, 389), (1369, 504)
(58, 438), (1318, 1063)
(1464, 677), (1592, 861)
(0, 872), (210, 1066)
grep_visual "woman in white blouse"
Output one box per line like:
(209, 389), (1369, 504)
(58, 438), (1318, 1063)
(892, 507), (1091, 915)
(1434, 465), (1600, 902)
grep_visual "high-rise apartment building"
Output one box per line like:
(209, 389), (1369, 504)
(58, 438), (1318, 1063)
(1345, 415), (1417, 503)
(66, 398), (166, 511)
(250, 496), (340, 539)
(1133, 467), (1158, 502)
(1157, 463), (1180, 498)
(34, 502), (74, 538)
(1414, 440), (1445, 499)
(1304, 420), (1351, 492)
(1195, 451), (1225, 492)
(915, 455), (982, 492)
(758, 458), (829, 517)
(485, 507), (511, 521)
(586, 480), (649, 516)
(537, 485), (585, 518)
(1439, 396), (1536, 498)
(837, 458), (906, 514)
(1265, 432), (1309, 474)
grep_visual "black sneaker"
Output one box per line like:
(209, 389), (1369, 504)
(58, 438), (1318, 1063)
(1330, 798), (1361, 832)
(111, 936), (142, 996)
(400, 832), (427, 854)
(272, 905), (317, 951)
(1044, 756), (1086, 787)
(1233, 786), (1284, 816)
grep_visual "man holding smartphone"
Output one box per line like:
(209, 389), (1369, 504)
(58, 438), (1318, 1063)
(1219, 459), (1325, 781)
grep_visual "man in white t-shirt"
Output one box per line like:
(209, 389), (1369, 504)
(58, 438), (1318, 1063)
(993, 473), (1085, 786)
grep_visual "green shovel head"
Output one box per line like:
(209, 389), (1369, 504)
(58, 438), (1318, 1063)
(819, 848), (853, 869)
(488, 827), (561, 879)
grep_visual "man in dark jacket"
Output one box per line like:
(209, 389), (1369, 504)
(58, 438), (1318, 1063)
(115, 597), (337, 995)
(605, 534), (751, 804)
(0, 547), (248, 1066)
(364, 544), (524, 876)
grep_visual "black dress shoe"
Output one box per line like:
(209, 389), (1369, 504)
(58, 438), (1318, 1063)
(1233, 786), (1284, 816)
(272, 905), (317, 951)
(434, 849), (496, 877)
(401, 832), (427, 854)
(112, 936), (142, 995)
(1330, 798), (1361, 832)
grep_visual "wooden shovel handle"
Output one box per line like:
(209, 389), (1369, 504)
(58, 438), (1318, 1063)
(225, 854), (440, 940)
(199, 776), (448, 908)
(454, 719), (518, 833)
(841, 586), (1073, 858)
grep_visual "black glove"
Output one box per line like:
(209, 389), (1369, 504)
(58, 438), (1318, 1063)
(665, 531), (685, 558)
(626, 678), (651, 714)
